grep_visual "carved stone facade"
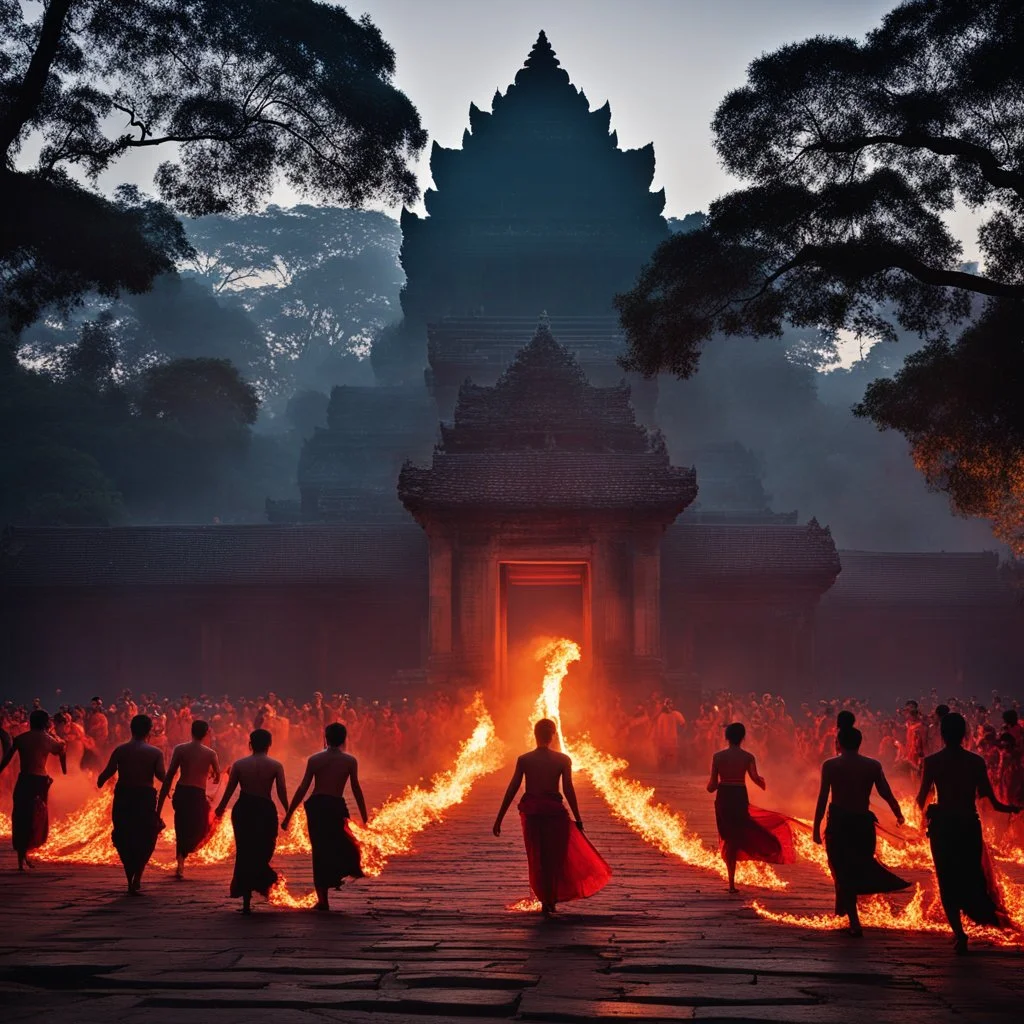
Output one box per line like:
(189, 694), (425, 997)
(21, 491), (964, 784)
(400, 325), (696, 694)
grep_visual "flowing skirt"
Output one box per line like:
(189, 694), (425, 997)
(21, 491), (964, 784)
(172, 784), (214, 857)
(926, 806), (1010, 928)
(230, 793), (278, 899)
(304, 793), (363, 890)
(824, 806), (910, 916)
(518, 793), (611, 906)
(111, 784), (160, 875)
(714, 785), (795, 864)
(12, 773), (51, 854)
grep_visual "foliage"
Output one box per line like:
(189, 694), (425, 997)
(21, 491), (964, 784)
(858, 300), (1024, 553)
(616, 0), (1024, 541)
(0, 0), (424, 326)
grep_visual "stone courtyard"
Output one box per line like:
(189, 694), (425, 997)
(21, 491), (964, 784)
(2, 772), (1022, 1024)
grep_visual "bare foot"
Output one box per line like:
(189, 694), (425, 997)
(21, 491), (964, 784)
(953, 935), (968, 955)
(728, 886), (740, 894)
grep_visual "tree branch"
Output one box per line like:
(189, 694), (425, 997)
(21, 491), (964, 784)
(0, 0), (75, 162)
(805, 131), (1024, 197)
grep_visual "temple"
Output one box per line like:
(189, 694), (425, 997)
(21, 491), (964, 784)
(2, 32), (1022, 704)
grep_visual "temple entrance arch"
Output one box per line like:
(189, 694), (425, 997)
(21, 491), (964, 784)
(400, 325), (697, 700)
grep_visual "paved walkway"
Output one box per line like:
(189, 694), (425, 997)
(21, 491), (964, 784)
(2, 772), (1022, 1023)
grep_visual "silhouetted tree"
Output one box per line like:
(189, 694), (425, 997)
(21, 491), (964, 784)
(1, 0), (425, 328)
(616, 0), (1024, 546)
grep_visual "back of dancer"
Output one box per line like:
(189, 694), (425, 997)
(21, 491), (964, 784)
(708, 722), (794, 893)
(813, 726), (908, 936)
(916, 712), (1020, 953)
(0, 709), (66, 870)
(283, 722), (367, 911)
(493, 719), (611, 914)
(215, 729), (288, 913)
(97, 714), (165, 895)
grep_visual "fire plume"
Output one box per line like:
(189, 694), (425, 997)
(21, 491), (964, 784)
(529, 638), (785, 891)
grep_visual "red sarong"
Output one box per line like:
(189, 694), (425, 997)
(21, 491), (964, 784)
(714, 785), (795, 865)
(518, 793), (611, 906)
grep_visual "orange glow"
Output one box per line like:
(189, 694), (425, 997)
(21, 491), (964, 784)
(0, 810), (11, 839)
(267, 874), (320, 910)
(529, 638), (785, 891)
(506, 896), (542, 912)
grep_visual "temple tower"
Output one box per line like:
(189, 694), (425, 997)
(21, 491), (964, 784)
(399, 325), (696, 697)
(373, 31), (670, 394)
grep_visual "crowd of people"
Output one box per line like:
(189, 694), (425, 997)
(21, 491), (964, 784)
(610, 689), (1024, 808)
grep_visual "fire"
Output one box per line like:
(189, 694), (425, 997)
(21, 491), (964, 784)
(506, 896), (542, 912)
(0, 810), (10, 838)
(529, 638), (785, 891)
(268, 694), (505, 906)
(268, 874), (320, 909)
(352, 694), (504, 876)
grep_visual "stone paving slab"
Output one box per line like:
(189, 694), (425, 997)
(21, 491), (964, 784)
(2, 771), (1022, 1023)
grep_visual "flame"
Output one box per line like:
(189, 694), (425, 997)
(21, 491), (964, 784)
(529, 638), (785, 890)
(268, 874), (321, 909)
(506, 896), (542, 912)
(269, 694), (505, 906)
(0, 810), (11, 839)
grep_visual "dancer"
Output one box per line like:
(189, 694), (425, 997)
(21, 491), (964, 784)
(157, 720), (221, 879)
(215, 728), (288, 914)
(916, 712), (1020, 953)
(708, 722), (794, 893)
(0, 709), (66, 870)
(98, 714), (165, 895)
(813, 726), (909, 936)
(493, 719), (611, 914)
(282, 722), (367, 911)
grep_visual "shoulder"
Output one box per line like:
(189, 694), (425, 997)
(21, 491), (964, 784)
(559, 751), (572, 767)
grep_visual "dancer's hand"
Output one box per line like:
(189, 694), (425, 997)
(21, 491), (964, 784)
(215, 805), (225, 818)
(895, 813), (905, 827)
(575, 819), (584, 832)
(492, 822), (501, 837)
(281, 815), (290, 832)
(812, 828), (822, 845)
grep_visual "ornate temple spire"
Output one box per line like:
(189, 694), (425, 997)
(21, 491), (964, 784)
(516, 30), (568, 84)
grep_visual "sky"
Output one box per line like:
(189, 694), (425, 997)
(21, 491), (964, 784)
(351, 0), (897, 219)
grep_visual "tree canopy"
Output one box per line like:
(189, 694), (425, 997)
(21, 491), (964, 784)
(616, 0), (1024, 550)
(0, 0), (425, 329)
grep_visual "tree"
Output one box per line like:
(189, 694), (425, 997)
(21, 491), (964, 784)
(615, 0), (1024, 547)
(1, 0), (425, 328)
(138, 358), (258, 436)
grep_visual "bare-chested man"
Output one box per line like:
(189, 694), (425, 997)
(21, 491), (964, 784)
(215, 728), (288, 913)
(98, 713), (165, 895)
(282, 722), (367, 911)
(53, 712), (93, 773)
(916, 711), (1020, 953)
(0, 709), (66, 869)
(157, 720), (221, 879)
(493, 719), (610, 914)
(813, 726), (909, 936)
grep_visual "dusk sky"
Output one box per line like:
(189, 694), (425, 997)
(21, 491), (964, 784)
(354, 0), (895, 217)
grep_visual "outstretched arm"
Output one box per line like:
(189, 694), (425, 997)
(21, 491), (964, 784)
(978, 762), (1020, 815)
(562, 759), (584, 830)
(875, 766), (905, 825)
(915, 760), (934, 811)
(209, 751), (221, 785)
(282, 761), (313, 828)
(0, 740), (14, 776)
(274, 762), (288, 813)
(748, 755), (766, 790)
(812, 763), (830, 844)
(350, 760), (368, 825)
(215, 764), (239, 816)
(706, 754), (719, 793)
(97, 748), (118, 788)
(493, 759), (524, 836)
(157, 749), (181, 817)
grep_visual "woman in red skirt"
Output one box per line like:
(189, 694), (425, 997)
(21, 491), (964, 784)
(708, 722), (794, 892)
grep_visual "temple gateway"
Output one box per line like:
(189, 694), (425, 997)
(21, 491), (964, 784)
(2, 33), (1022, 704)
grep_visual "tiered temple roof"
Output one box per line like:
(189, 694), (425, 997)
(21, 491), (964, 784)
(375, 31), (669, 382)
(298, 385), (436, 522)
(400, 325), (695, 518)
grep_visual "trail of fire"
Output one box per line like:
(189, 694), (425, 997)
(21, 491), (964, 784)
(528, 638), (785, 892)
(269, 693), (505, 907)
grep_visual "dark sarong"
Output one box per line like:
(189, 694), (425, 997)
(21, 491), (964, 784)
(824, 806), (910, 916)
(304, 793), (363, 890)
(230, 792), (278, 899)
(12, 773), (51, 854)
(518, 793), (611, 906)
(111, 784), (160, 875)
(714, 785), (795, 864)
(173, 784), (214, 857)
(926, 805), (1010, 928)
